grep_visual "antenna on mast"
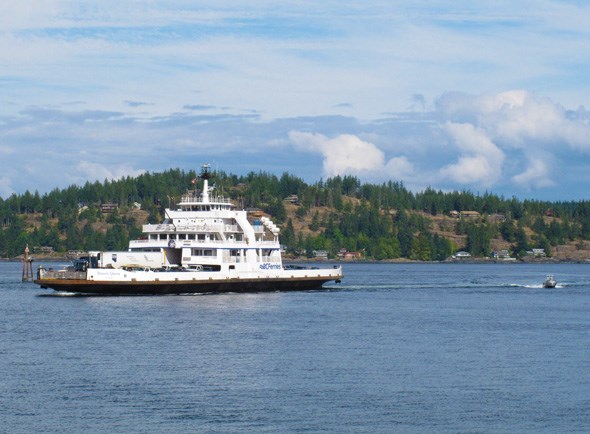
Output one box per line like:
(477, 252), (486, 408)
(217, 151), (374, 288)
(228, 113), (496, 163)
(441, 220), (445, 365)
(200, 164), (211, 180)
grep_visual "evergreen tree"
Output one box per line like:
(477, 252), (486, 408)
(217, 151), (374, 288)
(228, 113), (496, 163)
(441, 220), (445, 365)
(396, 211), (414, 258)
(309, 211), (320, 231)
(466, 223), (493, 257)
(282, 219), (296, 248)
(536, 235), (552, 257)
(514, 222), (529, 256)
(433, 234), (453, 261)
(410, 232), (433, 261)
(373, 236), (401, 260)
(499, 219), (516, 242)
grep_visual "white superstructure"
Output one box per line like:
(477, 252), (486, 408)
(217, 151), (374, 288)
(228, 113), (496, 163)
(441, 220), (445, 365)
(128, 165), (283, 274)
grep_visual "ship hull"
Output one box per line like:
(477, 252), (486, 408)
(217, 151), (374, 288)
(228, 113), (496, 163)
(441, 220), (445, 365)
(34, 275), (340, 295)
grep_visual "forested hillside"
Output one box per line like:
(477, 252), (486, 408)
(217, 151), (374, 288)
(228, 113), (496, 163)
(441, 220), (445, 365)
(2, 168), (590, 261)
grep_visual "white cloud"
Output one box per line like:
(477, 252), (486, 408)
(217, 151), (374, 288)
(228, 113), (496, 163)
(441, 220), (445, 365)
(289, 131), (385, 176)
(0, 177), (14, 197)
(512, 158), (555, 190)
(432, 90), (590, 195)
(440, 155), (498, 186)
(76, 161), (145, 182)
(439, 122), (505, 187)
(289, 131), (417, 185)
(439, 90), (590, 150)
(385, 156), (414, 180)
(287, 89), (590, 193)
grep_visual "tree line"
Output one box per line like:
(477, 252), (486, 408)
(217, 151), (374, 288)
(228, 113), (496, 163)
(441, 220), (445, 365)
(1, 168), (590, 259)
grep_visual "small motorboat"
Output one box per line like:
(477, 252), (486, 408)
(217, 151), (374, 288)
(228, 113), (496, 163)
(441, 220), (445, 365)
(543, 275), (557, 288)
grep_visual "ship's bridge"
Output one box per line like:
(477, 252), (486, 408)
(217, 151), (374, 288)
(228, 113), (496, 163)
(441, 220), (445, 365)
(177, 194), (235, 211)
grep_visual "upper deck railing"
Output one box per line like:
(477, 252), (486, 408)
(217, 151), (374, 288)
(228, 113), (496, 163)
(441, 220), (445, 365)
(142, 223), (244, 233)
(178, 194), (233, 205)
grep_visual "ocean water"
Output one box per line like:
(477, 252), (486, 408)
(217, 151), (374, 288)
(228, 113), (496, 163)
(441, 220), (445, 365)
(1, 261), (589, 433)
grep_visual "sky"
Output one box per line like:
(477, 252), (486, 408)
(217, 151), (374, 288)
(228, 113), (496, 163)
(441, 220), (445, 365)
(2, 1), (590, 201)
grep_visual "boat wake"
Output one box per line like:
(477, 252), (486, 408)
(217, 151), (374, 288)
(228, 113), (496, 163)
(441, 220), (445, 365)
(341, 281), (572, 292)
(510, 283), (567, 289)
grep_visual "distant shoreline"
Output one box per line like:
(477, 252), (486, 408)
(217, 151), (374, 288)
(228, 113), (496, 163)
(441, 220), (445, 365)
(2, 256), (588, 264)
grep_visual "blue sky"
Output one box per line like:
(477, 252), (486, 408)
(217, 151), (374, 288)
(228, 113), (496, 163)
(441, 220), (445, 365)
(2, 1), (590, 200)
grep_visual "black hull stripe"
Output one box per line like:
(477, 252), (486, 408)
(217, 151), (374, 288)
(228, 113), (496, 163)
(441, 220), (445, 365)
(35, 278), (338, 295)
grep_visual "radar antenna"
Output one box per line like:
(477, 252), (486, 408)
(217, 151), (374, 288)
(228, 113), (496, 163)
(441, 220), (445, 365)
(200, 164), (211, 180)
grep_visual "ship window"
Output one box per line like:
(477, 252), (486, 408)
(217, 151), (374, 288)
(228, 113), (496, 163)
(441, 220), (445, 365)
(197, 234), (206, 241)
(178, 234), (186, 240)
(170, 234), (177, 239)
(188, 234), (195, 240)
(229, 265), (235, 270)
(150, 234), (157, 240)
(159, 234), (167, 240)
(191, 248), (217, 257)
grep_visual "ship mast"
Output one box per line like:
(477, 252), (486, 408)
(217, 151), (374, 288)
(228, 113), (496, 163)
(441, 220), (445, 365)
(200, 164), (212, 203)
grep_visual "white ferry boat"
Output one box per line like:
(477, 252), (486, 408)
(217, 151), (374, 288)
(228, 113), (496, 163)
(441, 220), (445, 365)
(35, 165), (343, 295)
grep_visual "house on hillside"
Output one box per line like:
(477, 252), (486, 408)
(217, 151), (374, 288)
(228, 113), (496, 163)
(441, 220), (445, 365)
(460, 211), (480, 219)
(488, 213), (506, 222)
(527, 248), (546, 257)
(283, 194), (300, 205)
(337, 249), (363, 260)
(343, 251), (363, 260)
(492, 250), (514, 260)
(313, 250), (328, 259)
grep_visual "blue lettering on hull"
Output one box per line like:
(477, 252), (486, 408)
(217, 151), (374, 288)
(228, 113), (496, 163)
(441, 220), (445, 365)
(259, 263), (282, 270)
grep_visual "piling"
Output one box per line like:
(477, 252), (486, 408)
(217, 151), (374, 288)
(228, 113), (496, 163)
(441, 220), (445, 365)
(22, 245), (34, 282)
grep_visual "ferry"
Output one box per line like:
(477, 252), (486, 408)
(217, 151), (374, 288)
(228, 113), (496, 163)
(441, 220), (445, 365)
(34, 165), (343, 295)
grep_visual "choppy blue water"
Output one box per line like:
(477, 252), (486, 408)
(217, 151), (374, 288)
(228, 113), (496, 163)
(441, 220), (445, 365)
(1, 261), (589, 433)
